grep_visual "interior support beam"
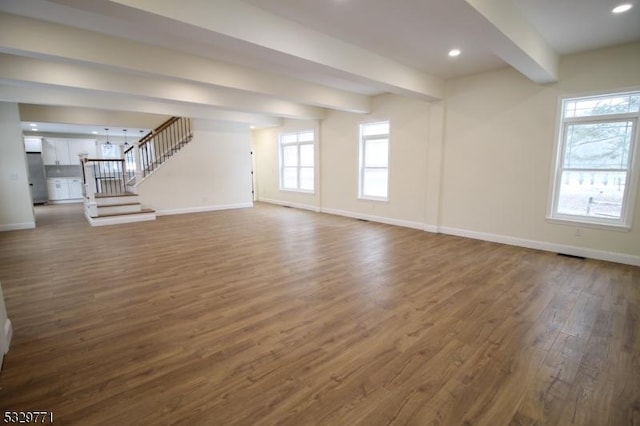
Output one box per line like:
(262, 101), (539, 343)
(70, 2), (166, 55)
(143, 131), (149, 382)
(0, 13), (371, 114)
(18, 105), (170, 130)
(0, 85), (283, 127)
(0, 54), (324, 120)
(53, 0), (444, 100)
(463, 0), (558, 83)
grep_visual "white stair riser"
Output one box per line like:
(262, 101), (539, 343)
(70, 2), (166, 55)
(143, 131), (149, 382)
(87, 212), (156, 227)
(97, 204), (142, 215)
(96, 195), (139, 206)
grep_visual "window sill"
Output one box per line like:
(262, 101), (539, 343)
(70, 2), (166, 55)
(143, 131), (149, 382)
(545, 216), (631, 232)
(358, 196), (389, 203)
(279, 188), (315, 195)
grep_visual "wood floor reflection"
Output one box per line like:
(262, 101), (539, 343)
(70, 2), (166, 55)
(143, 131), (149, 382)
(0, 203), (638, 425)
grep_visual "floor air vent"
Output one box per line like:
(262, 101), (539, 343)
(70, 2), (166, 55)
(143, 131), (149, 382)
(557, 253), (585, 260)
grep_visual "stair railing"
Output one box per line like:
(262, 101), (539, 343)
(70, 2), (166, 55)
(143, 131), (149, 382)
(137, 117), (193, 177)
(81, 157), (128, 196)
(82, 116), (192, 205)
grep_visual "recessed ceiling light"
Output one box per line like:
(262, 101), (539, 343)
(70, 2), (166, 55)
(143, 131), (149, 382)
(92, 131), (98, 134)
(612, 3), (633, 13)
(32, 128), (38, 132)
(29, 123), (37, 127)
(250, 125), (256, 129)
(448, 49), (461, 57)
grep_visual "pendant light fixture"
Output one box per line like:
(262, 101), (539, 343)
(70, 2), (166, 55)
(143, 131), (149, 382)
(123, 129), (129, 147)
(104, 128), (111, 145)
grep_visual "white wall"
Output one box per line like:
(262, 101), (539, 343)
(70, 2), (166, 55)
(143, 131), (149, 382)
(441, 42), (640, 263)
(0, 102), (35, 231)
(253, 43), (640, 265)
(320, 94), (431, 227)
(253, 119), (321, 210)
(254, 94), (433, 228)
(136, 119), (253, 215)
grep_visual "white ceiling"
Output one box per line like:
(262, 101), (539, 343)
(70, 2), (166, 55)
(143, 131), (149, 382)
(0, 0), (638, 136)
(243, 0), (508, 79)
(21, 123), (149, 138)
(514, 0), (640, 54)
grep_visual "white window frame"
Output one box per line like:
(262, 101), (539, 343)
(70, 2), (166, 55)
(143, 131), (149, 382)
(359, 121), (390, 201)
(279, 130), (315, 193)
(548, 90), (640, 230)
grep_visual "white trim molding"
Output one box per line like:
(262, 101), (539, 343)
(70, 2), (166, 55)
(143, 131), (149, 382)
(3, 318), (12, 354)
(155, 203), (254, 216)
(321, 207), (424, 230)
(423, 224), (439, 233)
(0, 222), (36, 232)
(439, 226), (640, 267)
(48, 200), (84, 205)
(259, 198), (321, 212)
(259, 201), (639, 266)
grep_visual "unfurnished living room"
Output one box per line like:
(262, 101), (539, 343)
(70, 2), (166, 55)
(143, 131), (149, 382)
(0, 0), (639, 424)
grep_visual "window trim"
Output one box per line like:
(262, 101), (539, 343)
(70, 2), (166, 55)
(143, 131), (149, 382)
(547, 90), (640, 231)
(358, 120), (390, 201)
(278, 130), (315, 193)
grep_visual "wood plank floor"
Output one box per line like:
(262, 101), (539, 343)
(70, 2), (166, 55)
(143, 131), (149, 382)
(0, 202), (638, 425)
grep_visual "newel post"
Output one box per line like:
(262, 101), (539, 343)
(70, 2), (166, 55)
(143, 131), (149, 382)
(133, 143), (144, 183)
(83, 159), (96, 201)
(81, 157), (98, 217)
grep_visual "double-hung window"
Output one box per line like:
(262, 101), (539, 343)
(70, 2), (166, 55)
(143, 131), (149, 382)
(549, 91), (640, 229)
(359, 121), (390, 200)
(279, 130), (314, 192)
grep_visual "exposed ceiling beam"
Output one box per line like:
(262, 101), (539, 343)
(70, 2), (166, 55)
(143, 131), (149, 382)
(18, 105), (169, 130)
(0, 84), (283, 127)
(0, 13), (371, 114)
(0, 53), (324, 120)
(463, 0), (558, 83)
(51, 0), (444, 100)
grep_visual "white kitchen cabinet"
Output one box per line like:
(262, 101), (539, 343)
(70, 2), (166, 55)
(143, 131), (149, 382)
(24, 137), (43, 152)
(47, 178), (84, 201)
(43, 138), (96, 165)
(46, 179), (57, 200)
(54, 141), (71, 165)
(68, 178), (84, 199)
(43, 138), (71, 165)
(47, 179), (71, 201)
(42, 139), (59, 165)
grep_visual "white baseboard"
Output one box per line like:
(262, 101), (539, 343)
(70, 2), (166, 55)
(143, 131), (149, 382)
(289, 202), (639, 265)
(0, 222), (35, 232)
(48, 199), (83, 204)
(260, 202), (639, 267)
(156, 202), (253, 216)
(423, 224), (439, 233)
(439, 226), (640, 266)
(321, 207), (425, 230)
(3, 318), (12, 354)
(258, 198), (321, 212)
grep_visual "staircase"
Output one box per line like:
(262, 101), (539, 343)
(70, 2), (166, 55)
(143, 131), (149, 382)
(85, 193), (157, 226)
(82, 117), (193, 226)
